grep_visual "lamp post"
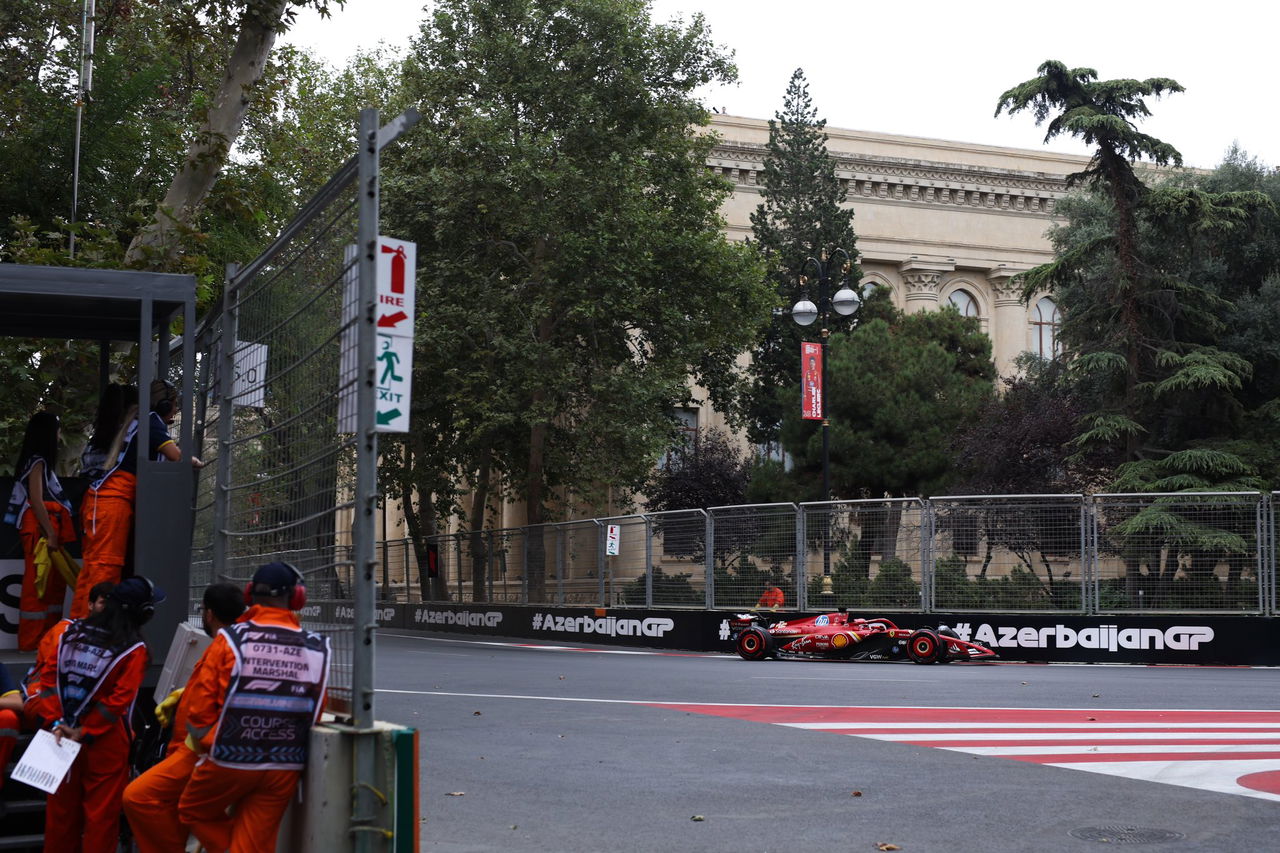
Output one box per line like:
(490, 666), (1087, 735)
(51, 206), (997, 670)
(791, 248), (859, 594)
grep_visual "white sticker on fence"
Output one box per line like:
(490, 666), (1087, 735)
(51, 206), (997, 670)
(339, 238), (416, 434)
(606, 524), (621, 556)
(231, 341), (268, 408)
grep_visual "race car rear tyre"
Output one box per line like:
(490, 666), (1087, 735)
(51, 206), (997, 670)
(907, 629), (941, 664)
(736, 627), (773, 661)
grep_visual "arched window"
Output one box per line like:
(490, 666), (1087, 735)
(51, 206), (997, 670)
(1032, 297), (1062, 358)
(948, 289), (978, 317)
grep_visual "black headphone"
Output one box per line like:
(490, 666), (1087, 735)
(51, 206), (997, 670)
(114, 576), (159, 625)
(151, 379), (179, 418)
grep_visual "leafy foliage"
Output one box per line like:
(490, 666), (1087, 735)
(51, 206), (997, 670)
(952, 355), (1109, 495)
(387, 0), (771, 599)
(645, 428), (750, 515)
(782, 304), (995, 499)
(741, 68), (861, 446)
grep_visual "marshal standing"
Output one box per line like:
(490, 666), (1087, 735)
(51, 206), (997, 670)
(177, 562), (330, 853)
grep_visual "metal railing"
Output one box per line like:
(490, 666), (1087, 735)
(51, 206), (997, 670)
(366, 492), (1280, 616)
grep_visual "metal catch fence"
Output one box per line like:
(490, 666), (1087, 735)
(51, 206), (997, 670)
(190, 110), (419, 728)
(402, 492), (1280, 615)
(190, 159), (362, 708)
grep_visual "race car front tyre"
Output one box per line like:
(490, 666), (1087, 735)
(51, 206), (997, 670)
(735, 627), (773, 661)
(907, 628), (941, 664)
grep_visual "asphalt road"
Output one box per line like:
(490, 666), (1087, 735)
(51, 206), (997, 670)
(373, 631), (1280, 853)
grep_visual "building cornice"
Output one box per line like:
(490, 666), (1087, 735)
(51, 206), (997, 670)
(709, 139), (1067, 216)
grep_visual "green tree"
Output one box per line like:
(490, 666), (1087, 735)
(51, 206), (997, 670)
(743, 68), (861, 446)
(389, 0), (771, 600)
(126, 0), (343, 265)
(783, 304), (995, 500)
(645, 428), (750, 515)
(996, 61), (1266, 464)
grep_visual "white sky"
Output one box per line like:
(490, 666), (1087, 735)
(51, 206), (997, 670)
(284, 0), (1278, 170)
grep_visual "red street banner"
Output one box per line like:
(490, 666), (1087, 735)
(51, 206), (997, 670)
(801, 341), (822, 420)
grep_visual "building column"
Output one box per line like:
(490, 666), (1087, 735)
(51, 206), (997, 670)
(899, 257), (954, 314)
(988, 265), (1027, 377)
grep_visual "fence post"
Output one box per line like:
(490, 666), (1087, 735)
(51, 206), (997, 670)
(212, 263), (239, 579)
(351, 106), (381, 852)
(594, 520), (605, 606)
(920, 499), (932, 613)
(1258, 494), (1269, 616)
(454, 535), (464, 603)
(704, 510), (715, 609)
(644, 515), (654, 608)
(796, 505), (807, 611)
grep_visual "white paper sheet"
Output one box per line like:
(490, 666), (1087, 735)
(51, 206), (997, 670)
(10, 728), (81, 794)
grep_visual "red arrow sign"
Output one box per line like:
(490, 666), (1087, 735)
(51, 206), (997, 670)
(378, 310), (408, 329)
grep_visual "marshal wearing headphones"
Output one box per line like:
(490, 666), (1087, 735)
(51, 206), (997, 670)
(244, 561), (307, 611)
(175, 560), (330, 849)
(150, 379), (180, 422)
(111, 575), (166, 625)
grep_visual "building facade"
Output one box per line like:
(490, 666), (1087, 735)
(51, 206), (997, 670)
(707, 113), (1088, 377)
(387, 116), (1093, 540)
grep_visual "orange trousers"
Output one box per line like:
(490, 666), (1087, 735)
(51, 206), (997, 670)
(73, 472), (135, 618)
(0, 708), (18, 792)
(123, 745), (200, 853)
(179, 761), (299, 853)
(18, 501), (76, 650)
(45, 722), (131, 853)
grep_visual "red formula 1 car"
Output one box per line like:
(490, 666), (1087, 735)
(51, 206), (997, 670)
(729, 610), (996, 664)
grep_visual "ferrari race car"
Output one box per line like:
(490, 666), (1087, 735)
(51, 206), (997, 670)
(729, 611), (996, 664)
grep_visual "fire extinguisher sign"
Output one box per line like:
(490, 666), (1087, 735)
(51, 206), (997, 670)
(376, 237), (416, 338)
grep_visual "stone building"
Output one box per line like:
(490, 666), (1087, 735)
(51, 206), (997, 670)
(708, 112), (1088, 375)
(384, 115), (1091, 540)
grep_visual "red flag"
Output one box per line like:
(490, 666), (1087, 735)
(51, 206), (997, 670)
(801, 342), (823, 420)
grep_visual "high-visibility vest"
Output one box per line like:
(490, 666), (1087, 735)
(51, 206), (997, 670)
(55, 620), (145, 728)
(210, 622), (330, 771)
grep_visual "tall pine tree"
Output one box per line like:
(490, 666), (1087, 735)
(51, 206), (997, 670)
(744, 68), (861, 446)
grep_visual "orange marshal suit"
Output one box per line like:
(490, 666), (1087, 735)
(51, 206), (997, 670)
(30, 619), (148, 853)
(177, 605), (329, 853)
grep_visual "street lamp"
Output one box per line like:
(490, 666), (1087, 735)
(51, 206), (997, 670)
(792, 248), (859, 595)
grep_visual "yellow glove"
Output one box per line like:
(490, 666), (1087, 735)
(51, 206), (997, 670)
(155, 688), (184, 726)
(33, 537), (52, 598)
(184, 733), (205, 755)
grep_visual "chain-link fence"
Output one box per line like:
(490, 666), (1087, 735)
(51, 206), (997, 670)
(804, 499), (928, 611)
(407, 493), (1280, 615)
(1092, 492), (1265, 614)
(190, 161), (362, 708)
(709, 503), (798, 610)
(931, 495), (1085, 612)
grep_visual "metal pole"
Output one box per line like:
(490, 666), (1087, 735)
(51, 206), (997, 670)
(70, 0), (96, 259)
(351, 106), (381, 851)
(213, 265), (238, 577)
(818, 261), (833, 596)
(644, 515), (654, 608)
(381, 497), (389, 602)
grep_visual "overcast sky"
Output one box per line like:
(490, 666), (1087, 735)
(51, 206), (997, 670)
(284, 0), (1278, 170)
